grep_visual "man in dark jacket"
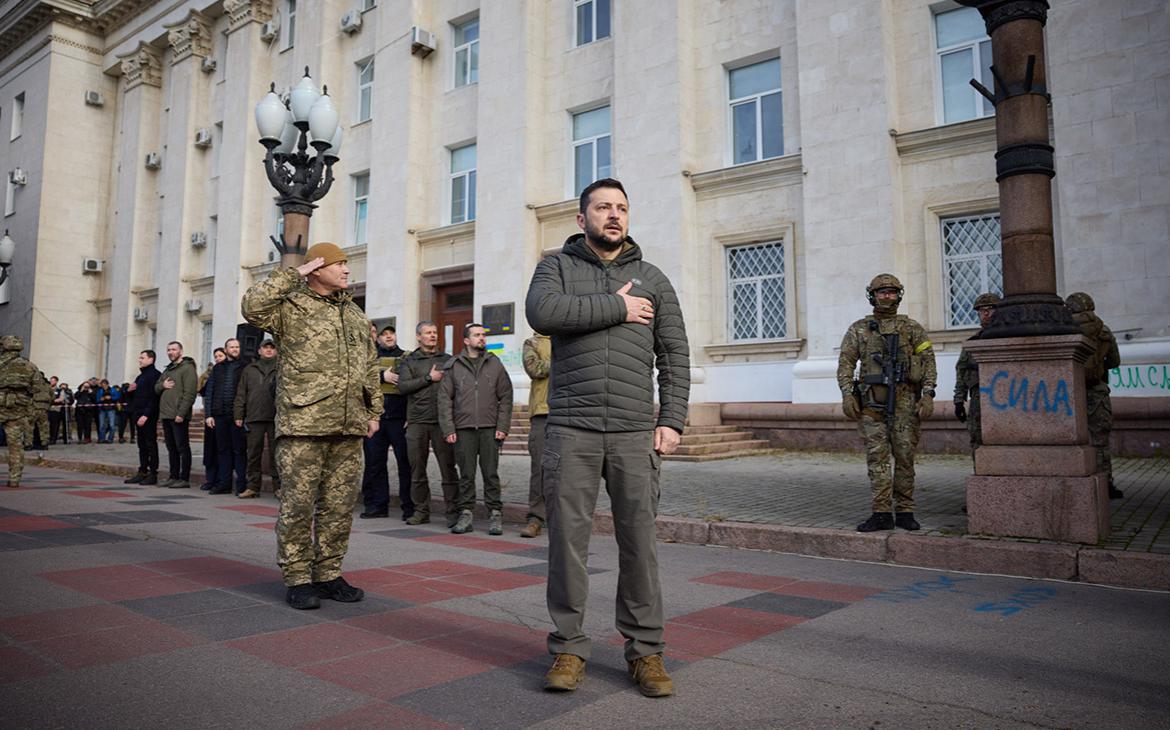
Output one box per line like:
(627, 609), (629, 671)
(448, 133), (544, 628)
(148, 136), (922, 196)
(361, 325), (413, 520)
(526, 178), (690, 698)
(438, 323), (513, 535)
(123, 350), (161, 484)
(204, 338), (247, 495)
(397, 322), (460, 527)
(156, 341), (198, 488)
(234, 339), (280, 499)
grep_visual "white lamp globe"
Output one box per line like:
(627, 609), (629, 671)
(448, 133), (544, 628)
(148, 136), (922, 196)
(308, 90), (340, 144)
(324, 126), (343, 160)
(289, 70), (320, 123)
(0, 230), (14, 266)
(254, 86), (286, 142)
(275, 117), (298, 154)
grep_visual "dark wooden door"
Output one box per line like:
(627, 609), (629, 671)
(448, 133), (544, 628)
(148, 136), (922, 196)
(434, 282), (474, 355)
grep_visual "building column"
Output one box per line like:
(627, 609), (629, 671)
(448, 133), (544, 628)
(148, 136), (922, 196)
(791, 0), (906, 402)
(108, 42), (163, 383)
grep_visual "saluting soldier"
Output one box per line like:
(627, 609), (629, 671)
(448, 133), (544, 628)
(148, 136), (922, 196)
(953, 293), (1000, 457)
(242, 242), (382, 610)
(837, 274), (937, 533)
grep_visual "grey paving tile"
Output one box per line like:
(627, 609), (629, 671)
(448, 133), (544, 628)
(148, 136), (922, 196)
(20, 527), (135, 546)
(117, 499), (180, 506)
(0, 532), (46, 551)
(726, 592), (848, 619)
(508, 547), (549, 561)
(104, 510), (202, 523)
(120, 588), (265, 619)
(224, 581), (289, 604)
(168, 602), (324, 640)
(503, 562), (606, 577)
(54, 512), (142, 526)
(0, 507), (23, 517)
(369, 528), (440, 539)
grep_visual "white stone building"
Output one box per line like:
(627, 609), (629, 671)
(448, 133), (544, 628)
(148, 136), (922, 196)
(0, 0), (1166, 407)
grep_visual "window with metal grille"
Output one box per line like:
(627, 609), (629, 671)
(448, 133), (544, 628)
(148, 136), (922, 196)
(727, 241), (787, 341)
(942, 213), (1002, 328)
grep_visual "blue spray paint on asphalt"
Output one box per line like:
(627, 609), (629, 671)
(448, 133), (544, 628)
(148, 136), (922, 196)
(971, 586), (1058, 616)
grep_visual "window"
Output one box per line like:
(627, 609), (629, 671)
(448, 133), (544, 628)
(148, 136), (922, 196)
(148, 326), (157, 351)
(449, 144), (477, 224)
(935, 7), (993, 124)
(572, 105), (611, 195)
(211, 122), (223, 178)
(727, 242), (787, 341)
(4, 180), (13, 217)
(362, 0), (376, 9)
(200, 321), (213, 369)
(356, 58), (374, 122)
(575, 0), (611, 46)
(453, 18), (479, 88)
(729, 58), (782, 165)
(284, 0), (297, 49)
(10, 92), (24, 140)
(353, 173), (369, 244)
(206, 216), (217, 276)
(942, 213), (1002, 328)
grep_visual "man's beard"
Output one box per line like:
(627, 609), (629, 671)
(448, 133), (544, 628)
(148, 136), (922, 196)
(585, 221), (625, 252)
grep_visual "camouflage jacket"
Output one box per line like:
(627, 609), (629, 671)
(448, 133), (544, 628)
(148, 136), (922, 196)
(0, 352), (38, 422)
(33, 372), (53, 408)
(241, 267), (382, 437)
(953, 331), (986, 404)
(1072, 311), (1120, 385)
(837, 314), (937, 410)
(522, 334), (551, 417)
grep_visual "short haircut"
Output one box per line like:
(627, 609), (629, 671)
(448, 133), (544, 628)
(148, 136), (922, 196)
(380, 325), (396, 335)
(416, 320), (436, 334)
(141, 350), (156, 361)
(224, 338), (240, 348)
(168, 341), (183, 350)
(464, 322), (485, 339)
(214, 347), (226, 355)
(579, 177), (628, 214)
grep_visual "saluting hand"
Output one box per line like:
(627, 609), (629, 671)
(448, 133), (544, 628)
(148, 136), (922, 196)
(296, 257), (326, 277)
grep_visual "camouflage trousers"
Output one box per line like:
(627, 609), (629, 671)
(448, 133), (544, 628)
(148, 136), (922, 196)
(273, 435), (364, 587)
(1086, 383), (1113, 481)
(2, 417), (28, 484)
(35, 410), (49, 445)
(858, 404), (921, 513)
(966, 395), (983, 452)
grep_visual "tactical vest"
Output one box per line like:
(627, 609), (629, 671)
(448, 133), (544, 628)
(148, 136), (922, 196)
(0, 354), (33, 411)
(857, 317), (928, 406)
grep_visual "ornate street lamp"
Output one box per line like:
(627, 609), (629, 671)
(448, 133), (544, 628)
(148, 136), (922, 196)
(0, 229), (15, 287)
(255, 67), (343, 268)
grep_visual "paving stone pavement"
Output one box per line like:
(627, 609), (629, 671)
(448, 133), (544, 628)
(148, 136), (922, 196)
(24, 441), (1170, 553)
(0, 466), (1167, 729)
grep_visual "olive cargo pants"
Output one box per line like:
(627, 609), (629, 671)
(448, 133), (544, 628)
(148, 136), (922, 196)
(454, 427), (503, 513)
(543, 424), (664, 663)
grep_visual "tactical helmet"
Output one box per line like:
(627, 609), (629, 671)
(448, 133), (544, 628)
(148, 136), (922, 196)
(866, 273), (903, 305)
(0, 335), (23, 352)
(1065, 292), (1095, 314)
(973, 292), (1001, 310)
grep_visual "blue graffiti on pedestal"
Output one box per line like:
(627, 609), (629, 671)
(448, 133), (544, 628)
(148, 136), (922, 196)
(981, 371), (1072, 416)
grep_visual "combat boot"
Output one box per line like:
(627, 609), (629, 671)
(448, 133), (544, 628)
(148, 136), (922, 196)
(286, 583), (321, 610)
(156, 478), (177, 488)
(140, 472), (158, 486)
(543, 654), (586, 692)
(894, 512), (920, 531)
(405, 513), (430, 525)
(313, 576), (364, 602)
(628, 654), (674, 697)
(519, 519), (543, 538)
(124, 472), (145, 484)
(488, 510), (503, 536)
(237, 489), (260, 499)
(451, 509), (474, 534)
(856, 512), (894, 532)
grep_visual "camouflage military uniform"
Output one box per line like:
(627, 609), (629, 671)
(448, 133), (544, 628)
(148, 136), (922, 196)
(953, 293), (1000, 453)
(837, 275), (937, 529)
(242, 266), (382, 588)
(32, 372), (51, 448)
(0, 336), (39, 486)
(1067, 293), (1121, 494)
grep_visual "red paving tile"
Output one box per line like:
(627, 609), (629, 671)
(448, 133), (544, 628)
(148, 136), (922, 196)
(388, 560), (486, 578)
(228, 622), (400, 668)
(420, 623), (546, 667)
(773, 580), (882, 603)
(296, 702), (460, 730)
(42, 566), (206, 601)
(442, 569), (544, 592)
(344, 568), (426, 588)
(63, 490), (136, 499)
(301, 642), (492, 699)
(0, 604), (151, 642)
(41, 564), (165, 589)
(0, 515), (78, 532)
(179, 566), (282, 588)
(671, 606), (806, 640)
(140, 557), (259, 575)
(692, 571), (800, 591)
(365, 579), (491, 604)
(0, 645), (57, 683)
(345, 606), (492, 642)
(415, 534), (533, 553)
(662, 621), (754, 659)
(29, 619), (202, 669)
(218, 505), (281, 517)
(247, 521), (277, 530)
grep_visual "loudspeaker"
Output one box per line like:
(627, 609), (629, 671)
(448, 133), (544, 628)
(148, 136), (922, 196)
(235, 323), (264, 364)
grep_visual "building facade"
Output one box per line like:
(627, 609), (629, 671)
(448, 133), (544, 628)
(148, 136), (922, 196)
(0, 0), (1167, 405)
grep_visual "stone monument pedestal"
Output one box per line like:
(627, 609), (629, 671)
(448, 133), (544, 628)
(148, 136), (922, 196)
(964, 334), (1110, 544)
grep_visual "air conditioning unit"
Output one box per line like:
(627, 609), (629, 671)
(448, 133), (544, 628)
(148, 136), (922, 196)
(260, 16), (280, 42)
(185, 298), (203, 313)
(190, 231), (208, 248)
(84, 90), (105, 107)
(8, 168), (27, 186)
(132, 307), (150, 322)
(144, 152), (161, 170)
(340, 9), (363, 34)
(82, 258), (103, 274)
(194, 128), (212, 148)
(410, 26), (436, 57)
(200, 57), (217, 74)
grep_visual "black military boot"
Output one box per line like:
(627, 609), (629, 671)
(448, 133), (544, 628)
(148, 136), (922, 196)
(140, 472), (158, 486)
(856, 512), (894, 532)
(895, 512), (921, 531)
(124, 472), (145, 484)
(1107, 480), (1124, 500)
(313, 576), (364, 603)
(286, 583), (321, 610)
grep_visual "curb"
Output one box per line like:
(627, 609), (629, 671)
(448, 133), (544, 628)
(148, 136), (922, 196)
(35, 457), (1170, 591)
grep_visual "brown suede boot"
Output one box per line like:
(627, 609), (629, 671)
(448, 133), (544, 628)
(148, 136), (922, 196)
(628, 653), (674, 697)
(519, 520), (542, 538)
(543, 653), (586, 692)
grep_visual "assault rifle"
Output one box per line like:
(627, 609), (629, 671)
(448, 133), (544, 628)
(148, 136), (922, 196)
(862, 327), (903, 433)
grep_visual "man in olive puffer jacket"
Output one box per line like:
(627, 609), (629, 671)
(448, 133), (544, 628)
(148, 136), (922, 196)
(526, 178), (690, 698)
